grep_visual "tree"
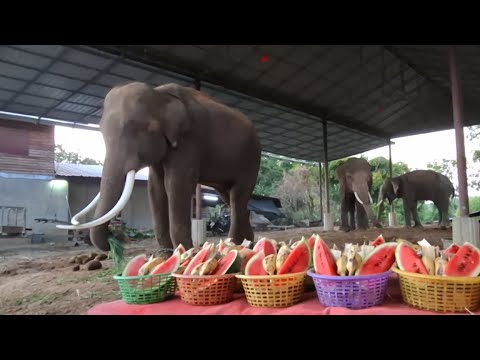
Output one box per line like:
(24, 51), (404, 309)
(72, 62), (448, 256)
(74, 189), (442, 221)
(55, 144), (103, 165)
(254, 155), (295, 196)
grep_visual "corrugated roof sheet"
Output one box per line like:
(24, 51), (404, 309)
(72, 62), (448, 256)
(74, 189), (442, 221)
(54, 162), (149, 181)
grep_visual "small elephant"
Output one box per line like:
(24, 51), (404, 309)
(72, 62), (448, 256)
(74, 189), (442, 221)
(58, 82), (262, 251)
(336, 157), (382, 231)
(377, 170), (455, 229)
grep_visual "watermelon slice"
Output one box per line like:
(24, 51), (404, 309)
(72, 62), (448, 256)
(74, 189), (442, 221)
(395, 242), (429, 275)
(278, 238), (311, 274)
(313, 235), (337, 275)
(245, 251), (268, 275)
(184, 245), (214, 275)
(371, 234), (385, 247)
(122, 254), (148, 277)
(356, 242), (397, 275)
(150, 252), (182, 275)
(443, 243), (460, 257)
(253, 238), (277, 256)
(174, 244), (186, 255)
(212, 250), (241, 275)
(239, 248), (256, 272)
(444, 242), (480, 277)
(307, 234), (316, 250)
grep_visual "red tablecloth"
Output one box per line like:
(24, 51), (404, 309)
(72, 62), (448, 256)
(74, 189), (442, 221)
(88, 276), (479, 315)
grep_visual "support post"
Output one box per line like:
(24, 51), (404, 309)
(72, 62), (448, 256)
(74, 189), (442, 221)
(449, 45), (469, 217)
(322, 120), (334, 231)
(449, 45), (478, 246)
(318, 162), (323, 220)
(388, 140), (397, 226)
(191, 78), (206, 246)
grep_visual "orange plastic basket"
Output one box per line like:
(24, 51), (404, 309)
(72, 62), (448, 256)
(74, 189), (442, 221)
(393, 268), (480, 313)
(236, 271), (307, 308)
(172, 272), (237, 306)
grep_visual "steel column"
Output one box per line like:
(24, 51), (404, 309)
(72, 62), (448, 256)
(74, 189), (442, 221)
(448, 46), (469, 217)
(194, 78), (203, 220)
(388, 140), (394, 213)
(323, 120), (330, 213)
(318, 162), (323, 218)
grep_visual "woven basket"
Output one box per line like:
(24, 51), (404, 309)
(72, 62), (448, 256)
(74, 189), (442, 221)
(172, 272), (237, 306)
(113, 273), (177, 305)
(236, 272), (307, 308)
(393, 268), (480, 313)
(308, 270), (392, 309)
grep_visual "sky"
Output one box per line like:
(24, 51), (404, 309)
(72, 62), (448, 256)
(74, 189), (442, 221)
(54, 125), (480, 195)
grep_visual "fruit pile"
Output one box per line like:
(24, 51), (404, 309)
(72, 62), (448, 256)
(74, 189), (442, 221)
(395, 239), (480, 277)
(312, 234), (397, 276)
(122, 246), (183, 277)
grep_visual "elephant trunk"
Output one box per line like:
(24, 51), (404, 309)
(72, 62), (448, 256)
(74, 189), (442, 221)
(353, 188), (382, 228)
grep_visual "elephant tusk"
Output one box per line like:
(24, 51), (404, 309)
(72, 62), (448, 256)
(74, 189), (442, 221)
(377, 199), (384, 206)
(354, 192), (364, 205)
(57, 170), (136, 230)
(70, 192), (100, 225)
(368, 192), (373, 204)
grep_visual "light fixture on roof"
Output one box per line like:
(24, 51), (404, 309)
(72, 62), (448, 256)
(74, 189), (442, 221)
(203, 194), (219, 202)
(261, 55), (269, 63)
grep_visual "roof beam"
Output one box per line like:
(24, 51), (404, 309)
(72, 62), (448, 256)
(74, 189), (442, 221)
(87, 45), (391, 141)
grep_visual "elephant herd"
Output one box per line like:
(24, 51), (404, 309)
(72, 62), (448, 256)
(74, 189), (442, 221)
(58, 82), (456, 253)
(336, 157), (455, 232)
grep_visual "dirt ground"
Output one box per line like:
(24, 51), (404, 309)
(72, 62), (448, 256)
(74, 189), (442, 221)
(0, 225), (452, 315)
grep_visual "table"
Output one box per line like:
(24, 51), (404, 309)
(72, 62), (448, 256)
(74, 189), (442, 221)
(88, 276), (479, 315)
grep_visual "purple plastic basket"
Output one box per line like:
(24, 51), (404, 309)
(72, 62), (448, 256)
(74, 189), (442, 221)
(307, 270), (392, 309)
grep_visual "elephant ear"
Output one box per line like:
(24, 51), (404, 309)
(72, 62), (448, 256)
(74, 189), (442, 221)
(150, 84), (192, 149)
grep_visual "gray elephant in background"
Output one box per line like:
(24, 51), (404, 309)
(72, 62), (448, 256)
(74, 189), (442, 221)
(336, 157), (382, 231)
(377, 169), (455, 229)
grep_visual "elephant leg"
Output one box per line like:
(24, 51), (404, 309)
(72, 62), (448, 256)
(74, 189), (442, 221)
(411, 201), (423, 228)
(349, 207), (355, 230)
(228, 183), (254, 245)
(164, 173), (196, 250)
(435, 200), (450, 229)
(148, 165), (173, 249)
(340, 195), (351, 232)
(403, 200), (412, 227)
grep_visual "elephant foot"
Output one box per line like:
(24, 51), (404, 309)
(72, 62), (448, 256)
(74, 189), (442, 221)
(413, 224), (424, 229)
(373, 222), (383, 229)
(339, 226), (351, 232)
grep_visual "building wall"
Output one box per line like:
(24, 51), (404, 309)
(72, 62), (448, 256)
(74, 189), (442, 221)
(0, 176), (69, 238)
(0, 119), (55, 176)
(67, 179), (154, 230)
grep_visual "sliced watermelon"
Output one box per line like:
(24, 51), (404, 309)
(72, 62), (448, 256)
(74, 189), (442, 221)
(444, 242), (480, 277)
(443, 243), (460, 257)
(313, 235), (337, 275)
(356, 242), (397, 275)
(245, 251), (268, 276)
(239, 248), (256, 272)
(150, 252), (181, 275)
(395, 242), (429, 275)
(174, 244), (186, 255)
(278, 238), (311, 275)
(184, 245), (213, 275)
(122, 254), (148, 277)
(307, 234), (316, 250)
(212, 250), (241, 275)
(253, 238), (277, 256)
(371, 234), (385, 247)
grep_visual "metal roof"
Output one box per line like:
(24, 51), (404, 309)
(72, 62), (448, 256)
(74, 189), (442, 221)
(54, 162), (149, 181)
(1, 45), (480, 162)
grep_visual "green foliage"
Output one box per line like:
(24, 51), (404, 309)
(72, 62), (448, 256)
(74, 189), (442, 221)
(254, 155), (294, 196)
(55, 144), (102, 165)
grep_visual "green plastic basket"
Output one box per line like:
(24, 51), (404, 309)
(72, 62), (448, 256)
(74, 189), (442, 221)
(113, 272), (177, 305)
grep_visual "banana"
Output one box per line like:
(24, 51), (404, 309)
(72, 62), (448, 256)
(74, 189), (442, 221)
(276, 245), (291, 273)
(199, 258), (219, 276)
(355, 253), (363, 267)
(138, 256), (165, 276)
(181, 248), (195, 262)
(263, 254), (277, 275)
(435, 254), (448, 276)
(421, 255), (435, 275)
(336, 255), (348, 276)
(346, 247), (359, 276)
(396, 239), (416, 247)
(190, 262), (205, 276)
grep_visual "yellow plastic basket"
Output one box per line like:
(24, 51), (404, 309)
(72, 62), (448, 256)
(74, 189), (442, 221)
(393, 268), (480, 313)
(172, 272), (237, 306)
(236, 271), (307, 308)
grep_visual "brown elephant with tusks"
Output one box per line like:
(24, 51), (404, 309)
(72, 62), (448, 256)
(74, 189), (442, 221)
(58, 82), (262, 252)
(377, 170), (455, 229)
(336, 157), (382, 231)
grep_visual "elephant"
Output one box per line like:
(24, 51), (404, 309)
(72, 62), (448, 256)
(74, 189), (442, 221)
(57, 82), (262, 252)
(336, 157), (382, 231)
(377, 169), (455, 229)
